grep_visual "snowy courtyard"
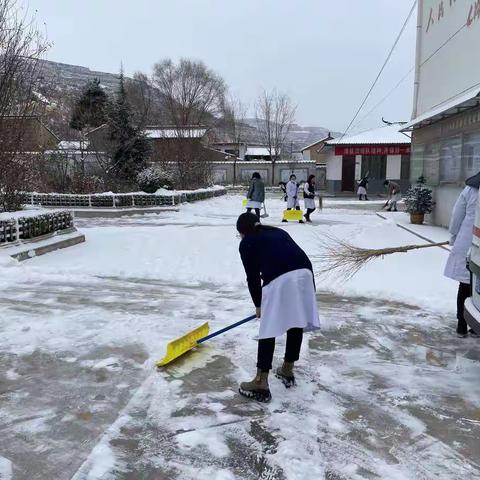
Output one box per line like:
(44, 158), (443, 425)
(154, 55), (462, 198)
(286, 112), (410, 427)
(2, 194), (480, 480)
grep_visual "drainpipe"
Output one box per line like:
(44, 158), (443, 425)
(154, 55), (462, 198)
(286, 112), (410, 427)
(412, 0), (423, 119)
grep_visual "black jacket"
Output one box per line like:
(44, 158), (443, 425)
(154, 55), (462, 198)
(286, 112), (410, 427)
(239, 227), (313, 307)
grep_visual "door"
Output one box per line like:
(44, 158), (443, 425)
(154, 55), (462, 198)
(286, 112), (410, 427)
(342, 155), (356, 191)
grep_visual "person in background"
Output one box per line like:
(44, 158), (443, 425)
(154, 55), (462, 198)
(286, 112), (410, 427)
(236, 213), (320, 402)
(246, 172), (265, 219)
(303, 174), (316, 222)
(383, 180), (401, 211)
(286, 174), (301, 211)
(444, 172), (480, 337)
(357, 176), (369, 201)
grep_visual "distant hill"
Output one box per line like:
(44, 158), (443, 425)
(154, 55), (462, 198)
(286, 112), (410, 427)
(35, 59), (340, 147)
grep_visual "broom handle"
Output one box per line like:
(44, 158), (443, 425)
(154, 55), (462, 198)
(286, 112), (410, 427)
(197, 314), (257, 344)
(405, 241), (449, 250)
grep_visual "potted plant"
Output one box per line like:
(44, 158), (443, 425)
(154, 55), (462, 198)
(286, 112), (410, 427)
(404, 176), (434, 225)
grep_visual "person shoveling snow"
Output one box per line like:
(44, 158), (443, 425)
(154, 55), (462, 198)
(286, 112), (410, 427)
(236, 213), (320, 402)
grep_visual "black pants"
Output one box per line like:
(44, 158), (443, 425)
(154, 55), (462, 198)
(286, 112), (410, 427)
(257, 328), (303, 372)
(247, 207), (260, 218)
(457, 282), (472, 334)
(305, 208), (315, 220)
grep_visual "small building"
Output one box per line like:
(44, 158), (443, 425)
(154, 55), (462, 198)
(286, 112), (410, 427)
(210, 141), (247, 160)
(403, 0), (480, 227)
(0, 115), (59, 152)
(244, 146), (279, 162)
(301, 133), (334, 162)
(322, 124), (411, 194)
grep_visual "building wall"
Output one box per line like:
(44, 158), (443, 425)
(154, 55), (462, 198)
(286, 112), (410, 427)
(210, 161), (316, 186)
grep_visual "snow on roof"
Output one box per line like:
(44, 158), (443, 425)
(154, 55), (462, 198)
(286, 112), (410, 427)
(144, 127), (207, 139)
(301, 135), (333, 151)
(326, 124), (411, 145)
(403, 85), (480, 130)
(245, 147), (279, 156)
(58, 140), (89, 150)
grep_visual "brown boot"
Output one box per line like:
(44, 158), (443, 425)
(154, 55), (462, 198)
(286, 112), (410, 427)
(239, 369), (271, 402)
(275, 361), (295, 388)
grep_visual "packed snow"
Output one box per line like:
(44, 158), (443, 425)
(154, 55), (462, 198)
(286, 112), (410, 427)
(1, 193), (479, 480)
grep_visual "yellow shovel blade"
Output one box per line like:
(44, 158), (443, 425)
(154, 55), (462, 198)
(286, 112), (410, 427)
(283, 210), (303, 221)
(156, 322), (210, 367)
(242, 199), (248, 207)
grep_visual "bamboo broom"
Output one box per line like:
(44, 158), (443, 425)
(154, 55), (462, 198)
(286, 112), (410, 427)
(317, 234), (449, 280)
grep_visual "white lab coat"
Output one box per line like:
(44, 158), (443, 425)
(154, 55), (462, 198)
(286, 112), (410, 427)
(304, 183), (316, 209)
(259, 269), (320, 339)
(444, 186), (479, 283)
(286, 180), (300, 209)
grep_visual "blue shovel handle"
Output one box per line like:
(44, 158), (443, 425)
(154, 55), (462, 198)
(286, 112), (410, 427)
(197, 314), (257, 344)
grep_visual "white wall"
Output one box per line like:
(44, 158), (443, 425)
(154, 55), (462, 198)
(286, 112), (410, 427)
(416, 1), (480, 117)
(326, 153), (342, 180)
(386, 155), (402, 179)
(432, 184), (463, 227)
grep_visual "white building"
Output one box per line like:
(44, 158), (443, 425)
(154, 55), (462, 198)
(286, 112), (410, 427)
(322, 124), (411, 194)
(404, 0), (480, 226)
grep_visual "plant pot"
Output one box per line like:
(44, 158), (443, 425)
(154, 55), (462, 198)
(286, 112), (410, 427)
(410, 212), (425, 225)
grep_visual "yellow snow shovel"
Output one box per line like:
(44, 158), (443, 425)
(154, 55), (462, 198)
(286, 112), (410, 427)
(282, 209), (304, 222)
(156, 314), (256, 367)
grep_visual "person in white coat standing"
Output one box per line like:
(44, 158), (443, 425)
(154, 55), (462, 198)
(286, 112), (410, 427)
(444, 172), (480, 337)
(286, 174), (301, 210)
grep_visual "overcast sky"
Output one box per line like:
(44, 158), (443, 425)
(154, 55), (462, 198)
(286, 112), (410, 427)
(28, 0), (417, 133)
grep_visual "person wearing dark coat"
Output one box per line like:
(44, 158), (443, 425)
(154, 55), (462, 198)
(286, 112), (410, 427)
(236, 213), (320, 402)
(246, 172), (265, 219)
(357, 176), (369, 201)
(303, 174), (316, 222)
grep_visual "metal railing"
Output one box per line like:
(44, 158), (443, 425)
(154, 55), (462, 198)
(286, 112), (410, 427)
(0, 211), (73, 245)
(20, 188), (226, 209)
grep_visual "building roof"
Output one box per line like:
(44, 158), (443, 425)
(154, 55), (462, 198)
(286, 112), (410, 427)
(144, 126), (207, 139)
(403, 85), (480, 131)
(58, 140), (89, 150)
(245, 146), (279, 156)
(301, 134), (334, 152)
(326, 124), (411, 145)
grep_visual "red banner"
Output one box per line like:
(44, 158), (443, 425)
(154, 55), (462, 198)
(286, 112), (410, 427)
(335, 145), (411, 156)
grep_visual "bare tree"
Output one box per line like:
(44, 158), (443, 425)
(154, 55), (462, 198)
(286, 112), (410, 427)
(152, 58), (226, 127)
(151, 58), (226, 188)
(0, 0), (49, 211)
(255, 89), (296, 184)
(222, 94), (248, 145)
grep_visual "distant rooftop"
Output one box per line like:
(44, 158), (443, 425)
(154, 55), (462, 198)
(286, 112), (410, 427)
(245, 146), (279, 156)
(144, 126), (207, 139)
(326, 124), (411, 145)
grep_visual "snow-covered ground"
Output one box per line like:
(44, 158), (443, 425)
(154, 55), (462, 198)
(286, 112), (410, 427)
(1, 194), (480, 479)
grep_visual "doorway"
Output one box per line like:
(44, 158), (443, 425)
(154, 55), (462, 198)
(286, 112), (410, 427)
(342, 155), (356, 191)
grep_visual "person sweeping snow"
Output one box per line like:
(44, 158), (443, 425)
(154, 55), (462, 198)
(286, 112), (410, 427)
(245, 172), (265, 219)
(303, 174), (316, 222)
(383, 180), (401, 211)
(236, 212), (320, 402)
(444, 172), (480, 337)
(357, 176), (369, 201)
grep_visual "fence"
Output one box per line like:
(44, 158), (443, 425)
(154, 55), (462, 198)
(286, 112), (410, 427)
(0, 211), (73, 245)
(21, 188), (227, 209)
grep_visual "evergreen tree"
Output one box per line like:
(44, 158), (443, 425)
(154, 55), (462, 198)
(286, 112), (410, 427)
(107, 70), (151, 180)
(70, 78), (108, 131)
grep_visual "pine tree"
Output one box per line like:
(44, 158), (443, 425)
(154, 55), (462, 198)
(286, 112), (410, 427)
(70, 78), (108, 131)
(107, 70), (151, 180)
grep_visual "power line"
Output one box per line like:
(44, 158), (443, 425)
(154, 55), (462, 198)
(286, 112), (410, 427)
(339, 0), (417, 140)
(351, 66), (415, 131)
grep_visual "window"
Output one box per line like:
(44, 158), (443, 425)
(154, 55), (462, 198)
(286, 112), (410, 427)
(361, 155), (386, 179)
(439, 135), (462, 183)
(463, 133), (480, 179)
(401, 154), (410, 180)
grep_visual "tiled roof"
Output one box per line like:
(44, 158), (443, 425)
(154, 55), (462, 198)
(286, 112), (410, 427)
(326, 124), (411, 145)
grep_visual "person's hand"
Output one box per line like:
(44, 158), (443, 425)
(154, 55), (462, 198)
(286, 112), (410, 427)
(449, 235), (456, 246)
(256, 307), (261, 319)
